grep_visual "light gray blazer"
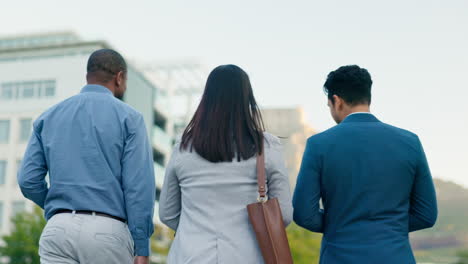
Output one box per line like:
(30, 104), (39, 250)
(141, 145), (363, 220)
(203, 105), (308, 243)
(159, 133), (293, 264)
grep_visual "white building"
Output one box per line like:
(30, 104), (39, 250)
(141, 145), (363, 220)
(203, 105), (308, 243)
(137, 61), (206, 139)
(0, 32), (172, 235)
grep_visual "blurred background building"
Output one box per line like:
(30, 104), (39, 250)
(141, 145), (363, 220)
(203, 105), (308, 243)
(0, 32), (173, 236)
(262, 107), (316, 187)
(137, 61), (206, 140)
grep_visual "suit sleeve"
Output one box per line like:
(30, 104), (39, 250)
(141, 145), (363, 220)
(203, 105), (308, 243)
(265, 141), (293, 226)
(409, 137), (438, 232)
(18, 124), (49, 208)
(292, 138), (324, 233)
(122, 113), (156, 256)
(158, 145), (182, 231)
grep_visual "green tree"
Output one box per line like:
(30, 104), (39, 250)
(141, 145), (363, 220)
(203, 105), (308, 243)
(0, 207), (46, 264)
(150, 224), (175, 264)
(286, 223), (322, 264)
(151, 224), (174, 255)
(456, 250), (468, 264)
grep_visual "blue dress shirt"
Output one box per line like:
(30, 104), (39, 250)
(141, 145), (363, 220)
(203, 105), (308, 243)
(18, 84), (156, 256)
(292, 113), (437, 264)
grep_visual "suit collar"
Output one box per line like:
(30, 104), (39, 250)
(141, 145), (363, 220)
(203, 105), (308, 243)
(80, 84), (113, 96)
(341, 112), (380, 123)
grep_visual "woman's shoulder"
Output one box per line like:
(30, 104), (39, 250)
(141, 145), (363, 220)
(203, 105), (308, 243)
(263, 132), (282, 149)
(168, 139), (184, 161)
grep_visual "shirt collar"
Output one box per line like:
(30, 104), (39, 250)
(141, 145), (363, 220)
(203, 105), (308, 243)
(80, 84), (114, 96)
(347, 112), (373, 117)
(341, 112), (380, 123)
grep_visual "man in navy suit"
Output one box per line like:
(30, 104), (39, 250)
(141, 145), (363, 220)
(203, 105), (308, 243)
(292, 65), (437, 264)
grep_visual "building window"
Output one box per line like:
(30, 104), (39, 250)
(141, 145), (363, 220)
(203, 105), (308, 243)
(19, 118), (32, 142)
(154, 110), (167, 130)
(153, 149), (165, 166)
(0, 79), (56, 100)
(12, 201), (25, 216)
(22, 82), (35, 98)
(14, 83), (21, 99)
(0, 83), (13, 100)
(0, 120), (10, 143)
(0, 160), (6, 185)
(43, 80), (56, 97)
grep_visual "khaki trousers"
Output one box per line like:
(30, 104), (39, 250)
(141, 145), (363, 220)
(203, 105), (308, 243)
(39, 212), (134, 264)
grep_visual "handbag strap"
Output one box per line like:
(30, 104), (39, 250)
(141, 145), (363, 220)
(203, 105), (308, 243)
(256, 146), (268, 202)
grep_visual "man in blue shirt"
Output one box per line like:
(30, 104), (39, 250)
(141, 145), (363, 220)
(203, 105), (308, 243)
(18, 49), (155, 264)
(292, 65), (437, 264)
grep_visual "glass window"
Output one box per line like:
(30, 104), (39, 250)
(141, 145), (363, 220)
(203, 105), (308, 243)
(36, 81), (43, 97)
(14, 83), (21, 99)
(19, 118), (32, 142)
(43, 80), (56, 97)
(0, 80), (56, 99)
(22, 82), (35, 98)
(0, 83), (13, 100)
(0, 202), (3, 229)
(0, 120), (10, 143)
(12, 201), (25, 216)
(0, 160), (6, 185)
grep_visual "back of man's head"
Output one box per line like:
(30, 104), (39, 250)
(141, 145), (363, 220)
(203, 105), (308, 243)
(87, 49), (127, 83)
(86, 49), (127, 99)
(324, 65), (373, 106)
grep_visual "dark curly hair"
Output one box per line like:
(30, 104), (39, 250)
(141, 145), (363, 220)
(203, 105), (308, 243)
(323, 65), (372, 106)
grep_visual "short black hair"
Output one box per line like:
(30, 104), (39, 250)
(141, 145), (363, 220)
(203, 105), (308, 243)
(323, 65), (372, 105)
(87, 49), (127, 82)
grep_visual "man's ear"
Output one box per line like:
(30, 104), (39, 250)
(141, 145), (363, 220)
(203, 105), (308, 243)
(332, 95), (343, 110)
(115, 71), (125, 87)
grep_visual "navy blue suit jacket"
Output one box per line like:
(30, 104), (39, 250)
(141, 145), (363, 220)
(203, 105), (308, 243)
(292, 113), (437, 264)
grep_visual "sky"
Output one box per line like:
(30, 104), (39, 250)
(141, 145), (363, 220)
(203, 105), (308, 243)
(2, 0), (467, 187)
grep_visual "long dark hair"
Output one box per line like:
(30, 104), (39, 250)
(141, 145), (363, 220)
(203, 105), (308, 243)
(180, 64), (264, 162)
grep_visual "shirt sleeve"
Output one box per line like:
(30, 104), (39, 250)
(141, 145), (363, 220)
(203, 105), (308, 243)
(18, 124), (49, 209)
(265, 140), (293, 226)
(409, 137), (438, 232)
(158, 145), (181, 231)
(122, 113), (156, 256)
(292, 138), (324, 233)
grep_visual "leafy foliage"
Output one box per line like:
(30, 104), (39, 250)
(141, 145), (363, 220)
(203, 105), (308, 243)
(286, 223), (322, 264)
(0, 207), (46, 264)
(151, 224), (174, 255)
(456, 249), (468, 264)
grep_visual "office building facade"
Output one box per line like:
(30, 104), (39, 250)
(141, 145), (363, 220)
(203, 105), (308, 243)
(0, 32), (171, 235)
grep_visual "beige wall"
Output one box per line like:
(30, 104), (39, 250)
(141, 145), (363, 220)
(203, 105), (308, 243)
(262, 107), (316, 189)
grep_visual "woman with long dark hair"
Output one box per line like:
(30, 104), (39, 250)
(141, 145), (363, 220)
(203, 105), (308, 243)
(159, 65), (292, 263)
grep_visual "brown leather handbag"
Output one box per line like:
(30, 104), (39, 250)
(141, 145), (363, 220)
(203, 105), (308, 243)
(247, 150), (294, 264)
